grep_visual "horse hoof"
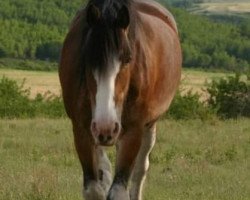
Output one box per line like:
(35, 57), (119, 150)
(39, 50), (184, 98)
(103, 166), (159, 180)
(107, 184), (130, 200)
(83, 181), (106, 200)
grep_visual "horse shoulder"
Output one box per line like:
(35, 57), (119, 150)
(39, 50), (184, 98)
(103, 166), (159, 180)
(59, 8), (88, 118)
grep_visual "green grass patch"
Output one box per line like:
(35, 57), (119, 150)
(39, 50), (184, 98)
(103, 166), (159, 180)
(0, 118), (249, 199)
(0, 58), (58, 71)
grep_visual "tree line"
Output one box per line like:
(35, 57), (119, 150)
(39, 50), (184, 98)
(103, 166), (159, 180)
(173, 7), (250, 72)
(0, 0), (249, 72)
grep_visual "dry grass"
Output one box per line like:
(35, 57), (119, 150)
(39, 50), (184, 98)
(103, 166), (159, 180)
(0, 69), (60, 98)
(180, 69), (232, 98)
(191, 2), (250, 15)
(0, 68), (233, 98)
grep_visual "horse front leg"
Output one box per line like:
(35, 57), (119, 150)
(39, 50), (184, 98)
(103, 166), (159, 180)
(73, 125), (108, 200)
(129, 124), (156, 200)
(96, 146), (113, 194)
(107, 129), (142, 200)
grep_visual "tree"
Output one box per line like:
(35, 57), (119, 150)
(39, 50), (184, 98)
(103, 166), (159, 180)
(36, 41), (62, 61)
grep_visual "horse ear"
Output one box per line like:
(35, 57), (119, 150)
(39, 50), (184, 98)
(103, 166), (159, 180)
(116, 6), (130, 29)
(87, 4), (101, 26)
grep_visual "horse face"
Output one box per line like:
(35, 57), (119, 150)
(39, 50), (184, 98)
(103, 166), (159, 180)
(88, 57), (130, 146)
(85, 5), (131, 146)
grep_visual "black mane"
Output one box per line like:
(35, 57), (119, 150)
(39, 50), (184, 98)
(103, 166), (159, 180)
(83, 0), (134, 73)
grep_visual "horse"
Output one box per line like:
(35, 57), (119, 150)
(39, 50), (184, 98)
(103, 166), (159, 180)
(59, 0), (182, 199)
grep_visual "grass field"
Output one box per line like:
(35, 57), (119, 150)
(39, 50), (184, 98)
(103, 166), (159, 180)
(0, 68), (249, 199)
(0, 118), (249, 200)
(0, 68), (235, 98)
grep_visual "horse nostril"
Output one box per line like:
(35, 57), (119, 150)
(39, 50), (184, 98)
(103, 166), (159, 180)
(113, 122), (120, 134)
(107, 135), (112, 141)
(98, 134), (104, 143)
(91, 121), (97, 133)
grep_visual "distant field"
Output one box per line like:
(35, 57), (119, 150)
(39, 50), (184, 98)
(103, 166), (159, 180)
(0, 68), (235, 98)
(180, 69), (234, 98)
(189, 1), (250, 16)
(0, 69), (60, 97)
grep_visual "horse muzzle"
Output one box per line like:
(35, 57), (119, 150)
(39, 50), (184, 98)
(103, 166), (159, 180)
(91, 120), (121, 146)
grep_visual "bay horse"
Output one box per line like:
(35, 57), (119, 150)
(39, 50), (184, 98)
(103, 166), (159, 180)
(59, 0), (181, 199)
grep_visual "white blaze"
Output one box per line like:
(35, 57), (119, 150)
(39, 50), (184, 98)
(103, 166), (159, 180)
(93, 59), (120, 123)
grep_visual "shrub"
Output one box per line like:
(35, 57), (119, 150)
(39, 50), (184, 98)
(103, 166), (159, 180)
(0, 76), (35, 118)
(0, 45), (7, 58)
(0, 76), (65, 118)
(35, 41), (62, 61)
(207, 74), (250, 118)
(32, 92), (65, 118)
(247, 70), (250, 81)
(18, 60), (58, 71)
(165, 90), (214, 120)
(0, 58), (58, 71)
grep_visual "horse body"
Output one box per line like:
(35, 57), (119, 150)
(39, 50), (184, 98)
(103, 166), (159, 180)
(59, 0), (181, 199)
(124, 3), (181, 123)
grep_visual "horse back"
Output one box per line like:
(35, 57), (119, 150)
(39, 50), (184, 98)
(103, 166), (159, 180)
(135, 0), (178, 34)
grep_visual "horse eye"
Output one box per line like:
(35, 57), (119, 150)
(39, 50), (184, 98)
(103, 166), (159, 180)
(120, 53), (132, 65)
(119, 42), (132, 65)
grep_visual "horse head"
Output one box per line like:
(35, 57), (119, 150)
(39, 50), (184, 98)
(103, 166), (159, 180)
(83, 2), (132, 146)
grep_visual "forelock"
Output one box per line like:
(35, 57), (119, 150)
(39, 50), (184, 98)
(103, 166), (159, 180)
(83, 0), (130, 72)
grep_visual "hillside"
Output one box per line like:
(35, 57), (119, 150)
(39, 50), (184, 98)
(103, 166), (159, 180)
(0, 0), (249, 72)
(0, 0), (84, 60)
